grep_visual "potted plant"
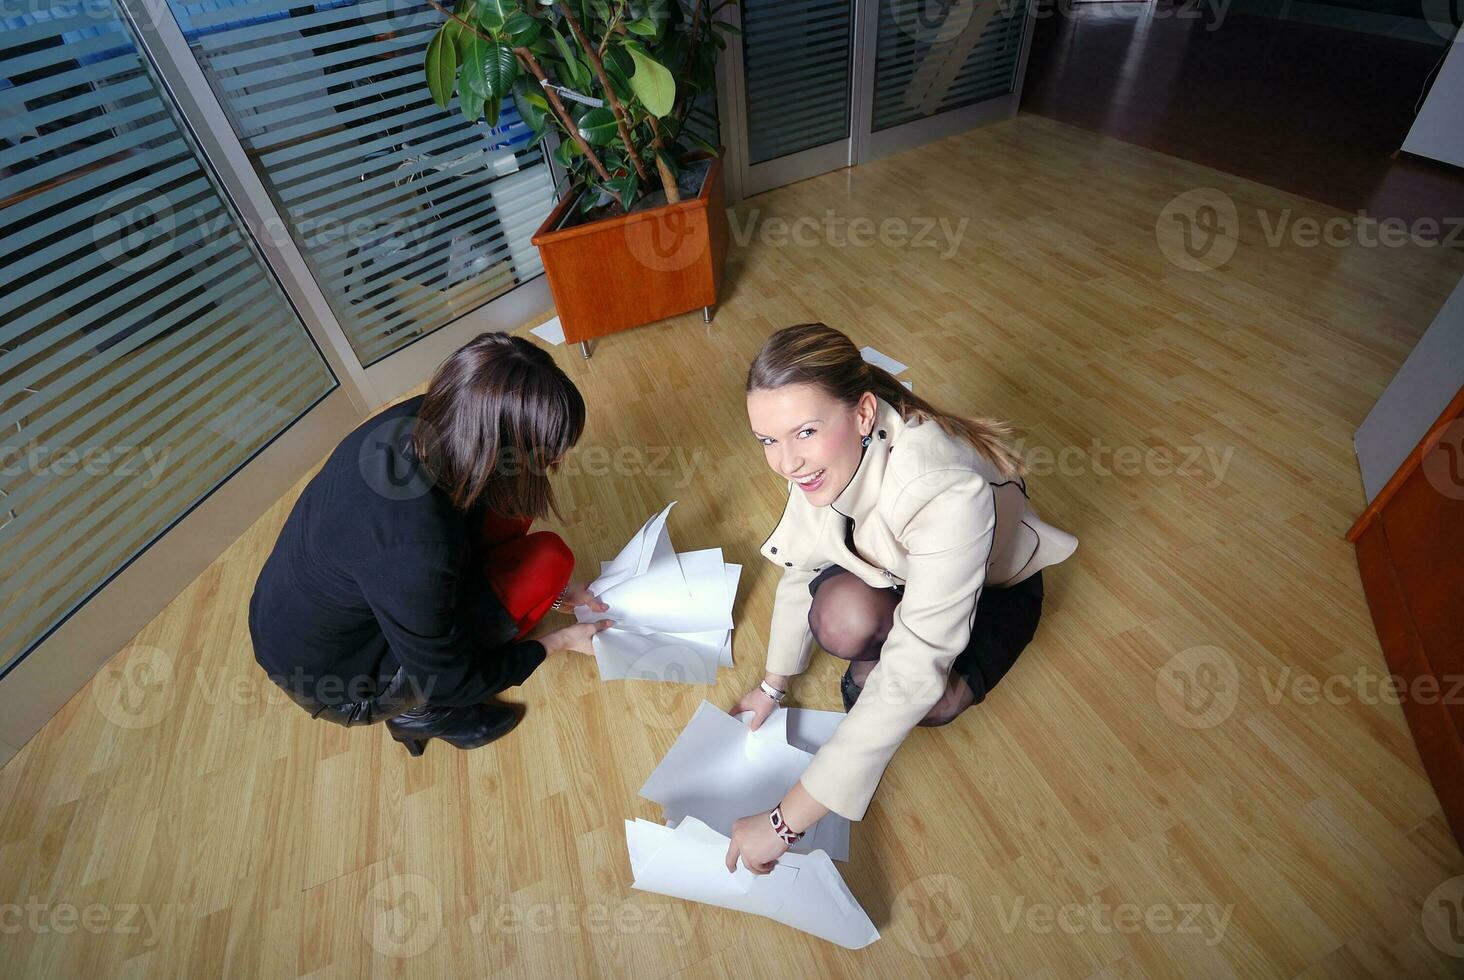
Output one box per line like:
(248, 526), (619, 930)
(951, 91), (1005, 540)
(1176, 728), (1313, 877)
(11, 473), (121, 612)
(420, 0), (736, 355)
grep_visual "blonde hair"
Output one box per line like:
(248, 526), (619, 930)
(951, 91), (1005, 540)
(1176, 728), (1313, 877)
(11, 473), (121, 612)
(746, 322), (1025, 478)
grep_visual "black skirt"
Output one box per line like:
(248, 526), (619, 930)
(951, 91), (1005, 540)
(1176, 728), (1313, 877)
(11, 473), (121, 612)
(808, 567), (1044, 703)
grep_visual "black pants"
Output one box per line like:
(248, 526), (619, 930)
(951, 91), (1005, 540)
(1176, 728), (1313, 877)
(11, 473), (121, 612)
(809, 568), (1044, 702)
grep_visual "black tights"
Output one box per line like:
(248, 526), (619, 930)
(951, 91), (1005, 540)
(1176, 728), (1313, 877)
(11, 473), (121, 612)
(807, 572), (977, 727)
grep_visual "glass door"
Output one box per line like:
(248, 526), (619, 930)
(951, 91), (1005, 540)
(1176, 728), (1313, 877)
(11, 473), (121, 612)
(718, 0), (1034, 199)
(723, 0), (859, 198)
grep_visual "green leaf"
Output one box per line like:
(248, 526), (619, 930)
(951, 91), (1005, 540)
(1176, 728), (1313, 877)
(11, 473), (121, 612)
(461, 86), (485, 123)
(424, 27), (458, 109)
(712, 20), (741, 35)
(554, 136), (581, 168)
(480, 37), (521, 97)
(460, 36), (487, 97)
(501, 9), (540, 45)
(625, 16), (658, 35)
(511, 81), (550, 131)
(476, 0), (516, 32)
(486, 95), (502, 126)
(577, 106), (618, 145)
(624, 42), (674, 117)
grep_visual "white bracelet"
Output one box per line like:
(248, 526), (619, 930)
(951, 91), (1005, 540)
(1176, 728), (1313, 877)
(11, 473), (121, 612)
(759, 680), (786, 703)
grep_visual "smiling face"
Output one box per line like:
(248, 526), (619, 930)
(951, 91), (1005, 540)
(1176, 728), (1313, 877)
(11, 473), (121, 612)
(747, 382), (878, 507)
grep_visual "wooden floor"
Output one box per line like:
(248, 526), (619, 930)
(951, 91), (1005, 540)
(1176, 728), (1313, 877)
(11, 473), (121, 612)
(3, 113), (1464, 977)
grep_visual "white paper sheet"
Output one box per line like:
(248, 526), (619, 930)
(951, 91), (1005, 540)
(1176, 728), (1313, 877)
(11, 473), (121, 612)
(626, 817), (879, 950)
(642, 702), (852, 862)
(530, 316), (565, 345)
(577, 504), (738, 683)
(859, 345), (908, 376)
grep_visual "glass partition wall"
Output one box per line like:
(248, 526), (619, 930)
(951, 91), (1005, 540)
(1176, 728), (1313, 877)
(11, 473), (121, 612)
(0, 0), (562, 764)
(717, 0), (1035, 198)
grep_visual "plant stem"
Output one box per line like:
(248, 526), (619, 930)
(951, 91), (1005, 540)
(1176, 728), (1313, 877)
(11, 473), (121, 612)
(513, 45), (613, 183)
(645, 115), (680, 203)
(420, 0), (613, 183)
(560, 6), (650, 185)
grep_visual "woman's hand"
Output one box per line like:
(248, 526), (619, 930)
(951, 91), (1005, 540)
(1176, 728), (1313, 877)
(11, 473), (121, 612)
(562, 581), (607, 615)
(539, 619), (614, 655)
(725, 811), (789, 875)
(729, 674), (789, 731)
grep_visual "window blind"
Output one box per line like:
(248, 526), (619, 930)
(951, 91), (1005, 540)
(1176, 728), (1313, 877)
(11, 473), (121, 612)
(740, 0), (853, 165)
(166, 0), (557, 366)
(873, 0), (1027, 132)
(0, 0), (336, 677)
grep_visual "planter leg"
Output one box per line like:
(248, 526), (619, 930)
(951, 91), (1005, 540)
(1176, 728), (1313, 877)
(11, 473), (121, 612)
(579, 340), (591, 359)
(703, 305), (713, 324)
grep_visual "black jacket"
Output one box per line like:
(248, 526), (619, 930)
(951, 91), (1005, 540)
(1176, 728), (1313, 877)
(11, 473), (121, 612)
(248, 396), (546, 709)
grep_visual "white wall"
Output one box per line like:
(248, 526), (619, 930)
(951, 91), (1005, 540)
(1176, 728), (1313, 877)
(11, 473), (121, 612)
(1355, 273), (1464, 501)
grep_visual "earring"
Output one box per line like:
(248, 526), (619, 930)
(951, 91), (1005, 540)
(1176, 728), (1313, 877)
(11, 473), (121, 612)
(861, 434), (872, 448)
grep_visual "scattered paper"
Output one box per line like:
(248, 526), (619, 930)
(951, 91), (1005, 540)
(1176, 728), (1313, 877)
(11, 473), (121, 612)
(859, 345), (907, 376)
(640, 701), (851, 862)
(577, 503), (738, 683)
(626, 817), (879, 949)
(530, 315), (565, 345)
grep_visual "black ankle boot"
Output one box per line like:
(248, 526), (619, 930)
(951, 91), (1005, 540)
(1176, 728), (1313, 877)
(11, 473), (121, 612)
(841, 665), (863, 712)
(386, 702), (521, 757)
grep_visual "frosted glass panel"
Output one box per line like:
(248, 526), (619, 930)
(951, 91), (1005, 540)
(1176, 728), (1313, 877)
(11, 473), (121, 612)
(741, 0), (853, 165)
(0, 0), (336, 676)
(166, 0), (557, 366)
(873, 0), (1027, 132)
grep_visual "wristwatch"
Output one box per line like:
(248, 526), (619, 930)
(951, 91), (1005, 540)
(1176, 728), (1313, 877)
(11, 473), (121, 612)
(759, 680), (786, 703)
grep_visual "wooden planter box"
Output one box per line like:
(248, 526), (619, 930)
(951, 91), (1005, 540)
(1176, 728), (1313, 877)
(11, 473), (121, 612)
(531, 153), (728, 348)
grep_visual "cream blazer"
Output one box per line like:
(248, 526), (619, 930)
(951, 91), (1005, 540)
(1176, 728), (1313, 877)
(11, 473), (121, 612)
(759, 399), (1078, 820)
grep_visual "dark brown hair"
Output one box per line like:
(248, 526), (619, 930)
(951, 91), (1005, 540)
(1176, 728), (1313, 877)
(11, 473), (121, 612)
(746, 322), (1025, 477)
(412, 332), (585, 519)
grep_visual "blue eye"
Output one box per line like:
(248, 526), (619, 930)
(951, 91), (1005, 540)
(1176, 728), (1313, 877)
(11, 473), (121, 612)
(797, 428), (815, 439)
(759, 436), (775, 446)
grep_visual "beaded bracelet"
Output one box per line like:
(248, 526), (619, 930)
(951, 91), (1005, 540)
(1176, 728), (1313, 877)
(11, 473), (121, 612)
(550, 584), (570, 612)
(769, 804), (804, 845)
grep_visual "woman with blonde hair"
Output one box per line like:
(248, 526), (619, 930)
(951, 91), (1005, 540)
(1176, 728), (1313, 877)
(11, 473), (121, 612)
(725, 323), (1077, 874)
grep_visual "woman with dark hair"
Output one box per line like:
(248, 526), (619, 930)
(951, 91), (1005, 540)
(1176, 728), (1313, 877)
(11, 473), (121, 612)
(249, 332), (612, 756)
(724, 323), (1078, 874)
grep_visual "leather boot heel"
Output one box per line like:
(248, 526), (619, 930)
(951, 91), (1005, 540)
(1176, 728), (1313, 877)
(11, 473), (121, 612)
(395, 735), (428, 757)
